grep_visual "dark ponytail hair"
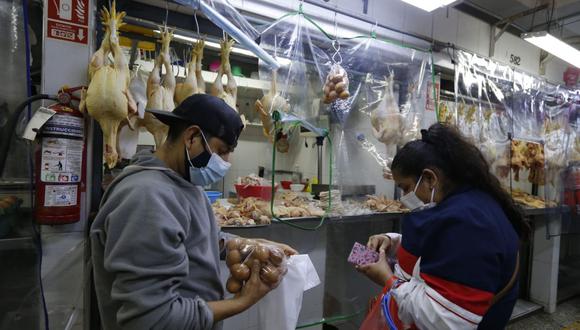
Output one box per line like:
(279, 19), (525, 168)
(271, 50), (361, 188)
(392, 123), (530, 241)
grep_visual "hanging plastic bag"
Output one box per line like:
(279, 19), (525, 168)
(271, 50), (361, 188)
(323, 63), (350, 104)
(258, 11), (331, 132)
(256, 254), (321, 330)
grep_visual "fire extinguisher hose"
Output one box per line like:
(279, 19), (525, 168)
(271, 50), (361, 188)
(0, 93), (57, 175)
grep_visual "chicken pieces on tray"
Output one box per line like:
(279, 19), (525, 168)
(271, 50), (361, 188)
(365, 195), (407, 213)
(175, 39), (206, 105)
(80, 1), (137, 169)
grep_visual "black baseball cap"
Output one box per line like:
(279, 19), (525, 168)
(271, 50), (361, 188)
(147, 94), (244, 147)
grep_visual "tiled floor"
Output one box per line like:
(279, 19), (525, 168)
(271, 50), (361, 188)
(507, 297), (580, 330)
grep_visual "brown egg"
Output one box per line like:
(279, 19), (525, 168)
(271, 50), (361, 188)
(254, 245), (270, 262)
(328, 91), (338, 101)
(231, 263), (251, 281)
(269, 249), (284, 266)
(226, 249), (242, 267)
(226, 238), (242, 251)
(226, 277), (242, 294)
(335, 82), (346, 93)
(339, 91), (350, 99)
(331, 75), (344, 84)
(260, 265), (280, 284)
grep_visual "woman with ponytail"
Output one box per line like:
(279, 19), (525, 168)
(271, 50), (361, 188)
(357, 123), (528, 330)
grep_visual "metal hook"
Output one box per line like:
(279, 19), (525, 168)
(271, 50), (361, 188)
(164, 0), (169, 29)
(194, 10), (200, 38)
(371, 19), (378, 38)
(332, 39), (342, 64)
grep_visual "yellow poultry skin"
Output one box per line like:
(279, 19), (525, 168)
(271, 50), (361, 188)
(141, 27), (176, 149)
(80, 1), (137, 169)
(175, 39), (206, 105)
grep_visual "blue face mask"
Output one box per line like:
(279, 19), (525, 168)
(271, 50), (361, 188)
(186, 132), (231, 186)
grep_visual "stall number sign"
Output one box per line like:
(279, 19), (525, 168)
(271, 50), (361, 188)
(47, 0), (89, 45)
(510, 54), (521, 66)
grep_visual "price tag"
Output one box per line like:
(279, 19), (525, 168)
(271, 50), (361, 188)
(22, 107), (57, 141)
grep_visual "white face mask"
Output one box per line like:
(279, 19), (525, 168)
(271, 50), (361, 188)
(399, 173), (436, 211)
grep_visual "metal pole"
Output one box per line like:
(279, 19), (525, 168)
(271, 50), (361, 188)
(316, 136), (324, 184)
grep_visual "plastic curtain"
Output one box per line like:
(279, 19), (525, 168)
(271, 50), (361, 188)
(455, 50), (572, 214)
(331, 37), (431, 203)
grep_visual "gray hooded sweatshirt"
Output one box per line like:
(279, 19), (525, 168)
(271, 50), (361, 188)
(91, 151), (227, 330)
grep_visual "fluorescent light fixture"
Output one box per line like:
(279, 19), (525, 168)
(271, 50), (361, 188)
(400, 0), (456, 12)
(522, 31), (580, 69)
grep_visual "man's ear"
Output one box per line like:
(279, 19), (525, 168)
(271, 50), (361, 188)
(183, 125), (202, 148)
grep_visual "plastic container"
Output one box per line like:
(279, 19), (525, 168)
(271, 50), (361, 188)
(290, 184), (305, 192)
(205, 191), (223, 203)
(280, 181), (292, 190)
(235, 184), (278, 201)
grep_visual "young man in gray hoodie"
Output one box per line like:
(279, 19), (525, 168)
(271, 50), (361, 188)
(90, 94), (296, 330)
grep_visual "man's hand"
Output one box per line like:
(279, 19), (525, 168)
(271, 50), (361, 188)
(254, 239), (298, 256)
(367, 234), (392, 254)
(356, 251), (393, 287)
(236, 260), (275, 307)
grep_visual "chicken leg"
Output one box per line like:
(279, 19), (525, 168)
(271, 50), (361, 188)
(175, 39), (205, 105)
(212, 36), (237, 109)
(142, 27), (175, 149)
(255, 70), (288, 142)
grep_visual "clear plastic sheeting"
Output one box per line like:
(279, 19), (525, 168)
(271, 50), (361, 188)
(205, 0), (259, 40)
(331, 37), (432, 201)
(0, 0), (29, 179)
(258, 12), (330, 132)
(455, 50), (576, 236)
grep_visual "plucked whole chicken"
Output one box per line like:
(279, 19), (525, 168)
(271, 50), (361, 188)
(255, 70), (289, 142)
(211, 36), (246, 126)
(370, 74), (404, 146)
(175, 39), (206, 105)
(141, 27), (176, 149)
(80, 1), (137, 169)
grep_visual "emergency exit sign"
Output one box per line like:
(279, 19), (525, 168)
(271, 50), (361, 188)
(46, 0), (89, 45)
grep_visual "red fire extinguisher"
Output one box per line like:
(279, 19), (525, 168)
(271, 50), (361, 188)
(35, 87), (87, 224)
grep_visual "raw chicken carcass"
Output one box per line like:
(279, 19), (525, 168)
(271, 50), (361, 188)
(80, 2), (137, 169)
(255, 70), (289, 142)
(211, 36), (237, 108)
(175, 39), (205, 105)
(370, 74), (404, 146)
(211, 36), (246, 126)
(141, 27), (176, 148)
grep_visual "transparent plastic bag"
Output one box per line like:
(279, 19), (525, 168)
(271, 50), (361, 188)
(225, 238), (288, 293)
(258, 13), (330, 131)
(323, 63), (350, 104)
(330, 38), (431, 203)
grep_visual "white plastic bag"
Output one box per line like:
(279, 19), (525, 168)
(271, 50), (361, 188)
(256, 254), (321, 330)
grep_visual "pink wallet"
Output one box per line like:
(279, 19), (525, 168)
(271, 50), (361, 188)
(348, 242), (379, 266)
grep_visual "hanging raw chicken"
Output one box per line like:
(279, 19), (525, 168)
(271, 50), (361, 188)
(211, 36), (246, 126)
(80, 1), (137, 169)
(116, 62), (149, 161)
(255, 70), (289, 142)
(370, 74), (404, 146)
(141, 27), (176, 149)
(175, 39), (206, 105)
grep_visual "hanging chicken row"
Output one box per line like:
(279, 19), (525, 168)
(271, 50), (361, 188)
(82, 2), (246, 168)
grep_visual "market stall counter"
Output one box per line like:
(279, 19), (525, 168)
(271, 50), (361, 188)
(220, 205), (569, 329)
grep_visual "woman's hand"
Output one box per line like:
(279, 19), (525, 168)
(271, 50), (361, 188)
(367, 234), (392, 254)
(356, 251), (394, 287)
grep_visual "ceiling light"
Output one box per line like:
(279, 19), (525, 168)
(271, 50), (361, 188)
(522, 31), (580, 69)
(399, 0), (457, 12)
